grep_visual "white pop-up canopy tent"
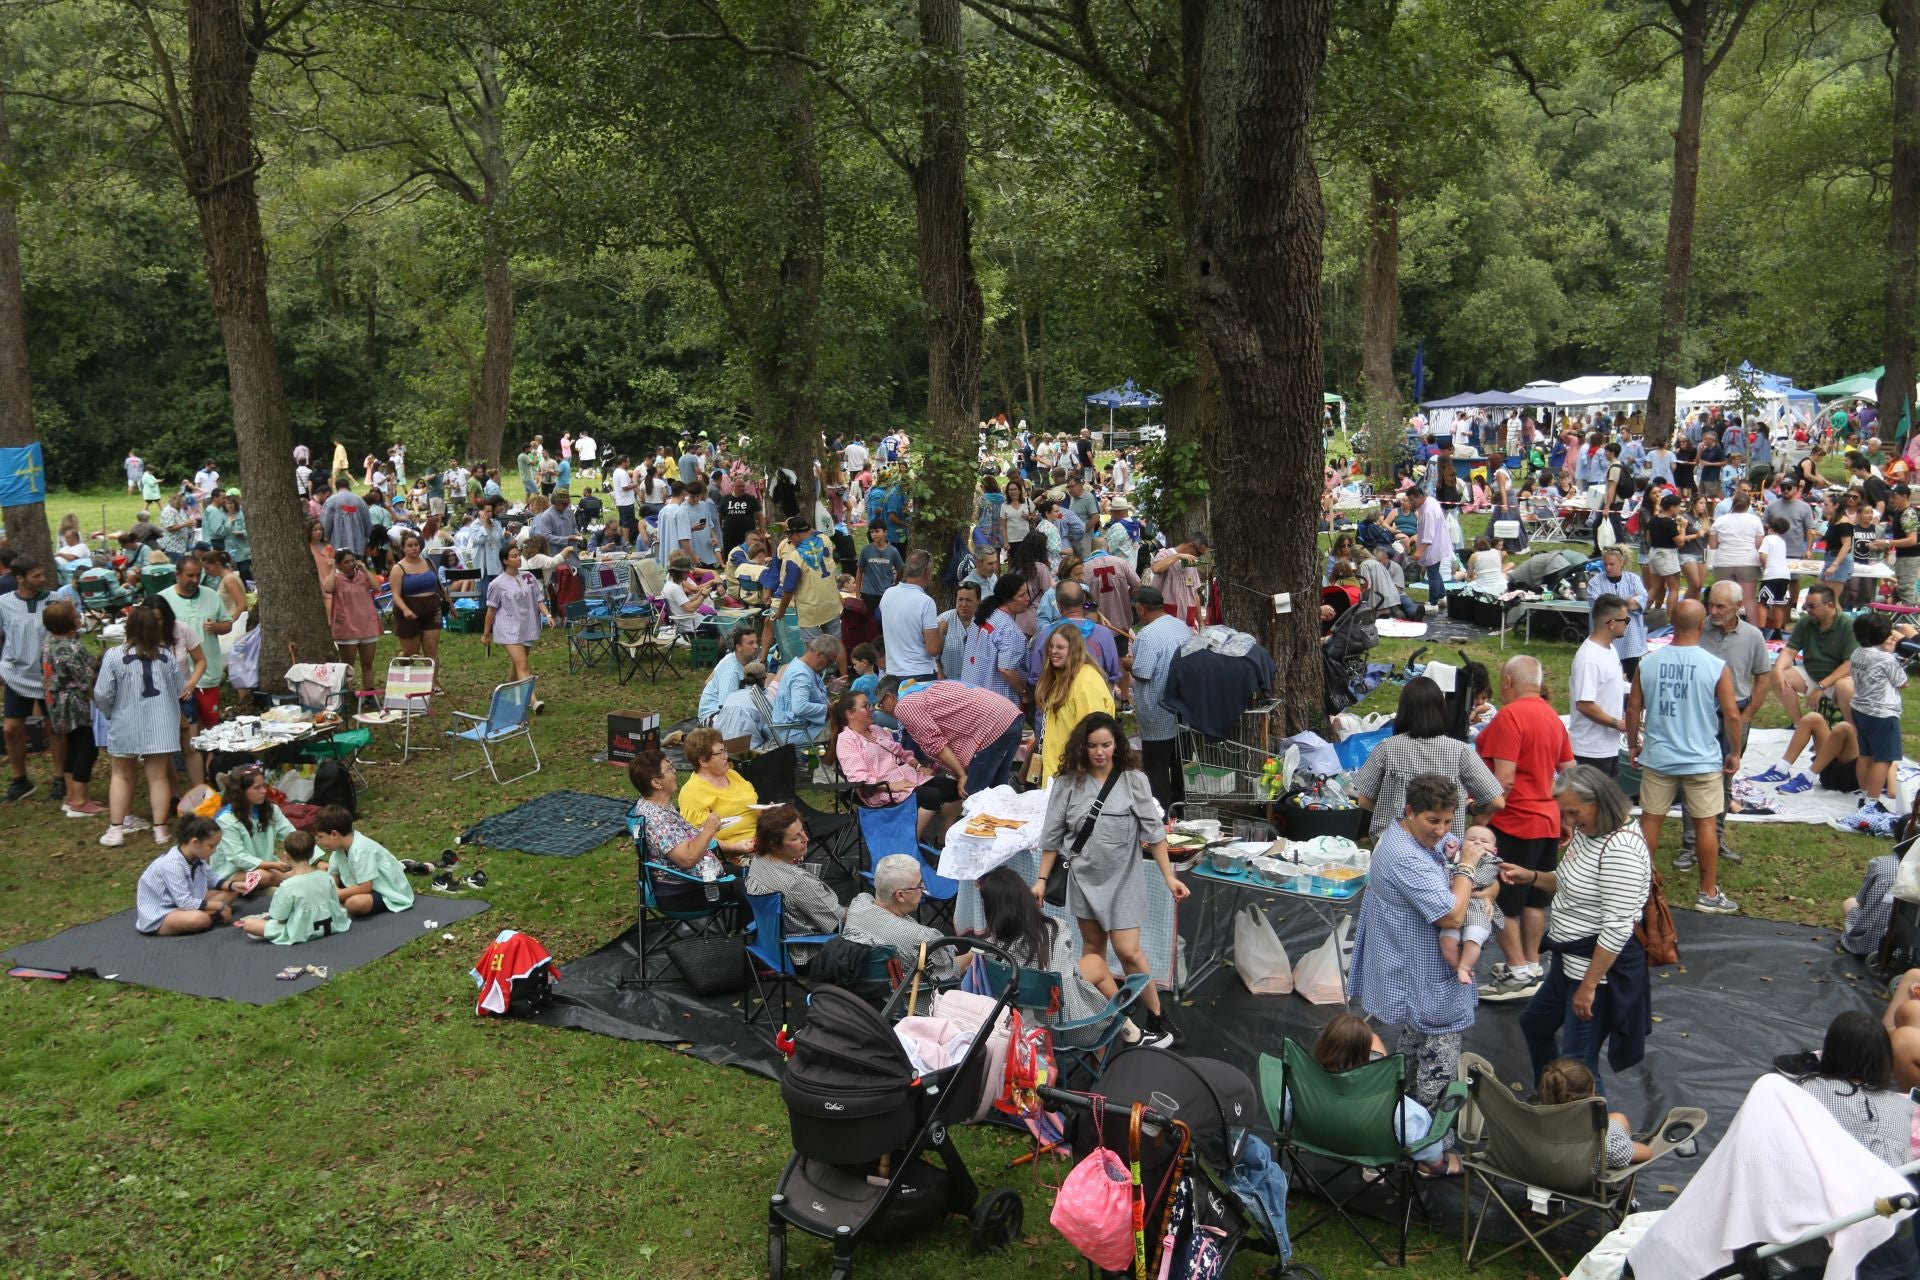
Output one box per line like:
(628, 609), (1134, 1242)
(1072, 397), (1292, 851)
(1515, 375), (1651, 408)
(1677, 362), (1818, 415)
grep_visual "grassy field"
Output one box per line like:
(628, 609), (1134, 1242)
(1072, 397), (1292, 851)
(0, 485), (1901, 1278)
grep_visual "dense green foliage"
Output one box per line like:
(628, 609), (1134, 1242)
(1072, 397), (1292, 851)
(7, 0), (1910, 484)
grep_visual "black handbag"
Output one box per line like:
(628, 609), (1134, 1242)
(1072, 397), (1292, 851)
(667, 934), (748, 996)
(1045, 768), (1123, 908)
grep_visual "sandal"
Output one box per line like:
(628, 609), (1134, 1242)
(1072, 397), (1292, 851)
(1417, 1153), (1463, 1179)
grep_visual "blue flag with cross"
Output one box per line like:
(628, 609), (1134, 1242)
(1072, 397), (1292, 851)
(0, 443), (46, 506)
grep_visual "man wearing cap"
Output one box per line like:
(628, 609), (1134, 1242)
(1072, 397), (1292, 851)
(771, 514), (847, 679)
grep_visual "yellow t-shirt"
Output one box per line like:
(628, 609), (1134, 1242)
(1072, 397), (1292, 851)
(780, 534), (844, 628)
(677, 768), (760, 844)
(1040, 663), (1118, 782)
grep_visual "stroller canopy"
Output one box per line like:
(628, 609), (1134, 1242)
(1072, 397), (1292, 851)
(1074, 1048), (1260, 1176)
(782, 986), (916, 1116)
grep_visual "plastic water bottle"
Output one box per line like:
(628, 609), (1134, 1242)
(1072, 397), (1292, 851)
(698, 851), (722, 903)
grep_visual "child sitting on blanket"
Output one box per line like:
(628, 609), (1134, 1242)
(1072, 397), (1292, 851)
(135, 816), (238, 936)
(241, 832), (349, 944)
(314, 806), (415, 917)
(1438, 825), (1503, 984)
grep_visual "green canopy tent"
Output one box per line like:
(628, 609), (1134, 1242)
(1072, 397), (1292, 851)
(1812, 367), (1883, 399)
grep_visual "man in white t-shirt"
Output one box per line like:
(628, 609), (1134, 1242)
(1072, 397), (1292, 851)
(575, 432), (597, 477)
(844, 437), (869, 475)
(608, 455), (638, 547)
(1569, 593), (1629, 774)
(1111, 451), (1132, 495)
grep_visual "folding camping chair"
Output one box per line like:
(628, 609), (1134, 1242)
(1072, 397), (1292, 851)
(979, 958), (1148, 1088)
(630, 810), (742, 986)
(613, 611), (679, 684)
(446, 677), (542, 785)
(1455, 1051), (1705, 1275)
(353, 655), (439, 762)
(1259, 1038), (1469, 1268)
(852, 798), (954, 932)
(796, 795), (865, 897)
(75, 571), (134, 618)
(736, 744), (800, 807)
(743, 890), (837, 1033)
(562, 599), (616, 673)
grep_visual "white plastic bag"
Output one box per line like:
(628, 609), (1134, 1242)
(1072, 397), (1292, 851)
(1895, 837), (1920, 905)
(1294, 917), (1351, 1005)
(274, 765), (315, 803)
(1234, 906), (1294, 995)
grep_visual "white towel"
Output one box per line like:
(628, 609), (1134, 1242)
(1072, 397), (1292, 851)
(1627, 1073), (1913, 1280)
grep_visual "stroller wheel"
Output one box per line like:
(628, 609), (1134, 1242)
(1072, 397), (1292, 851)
(969, 1187), (1024, 1253)
(1276, 1265), (1326, 1280)
(767, 1228), (786, 1280)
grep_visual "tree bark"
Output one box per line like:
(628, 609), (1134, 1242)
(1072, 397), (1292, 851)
(913, 0), (984, 584)
(0, 89), (49, 570)
(756, 2), (824, 499)
(184, 0), (332, 689)
(1182, 0), (1333, 734)
(469, 226), (513, 466)
(1643, 29), (1704, 446)
(1360, 168), (1401, 486)
(1882, 0), (1920, 436)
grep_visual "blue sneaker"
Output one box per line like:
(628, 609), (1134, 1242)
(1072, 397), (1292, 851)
(1749, 763), (1792, 785)
(1778, 771), (1816, 795)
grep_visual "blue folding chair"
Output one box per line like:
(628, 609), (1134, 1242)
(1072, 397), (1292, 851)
(979, 958), (1150, 1087)
(630, 811), (740, 985)
(743, 890), (837, 1031)
(446, 677), (541, 784)
(853, 798), (956, 932)
(563, 599), (615, 673)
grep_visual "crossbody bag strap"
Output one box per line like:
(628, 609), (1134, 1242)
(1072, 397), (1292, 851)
(1066, 769), (1125, 867)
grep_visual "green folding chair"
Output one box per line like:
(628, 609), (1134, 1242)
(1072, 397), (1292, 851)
(1455, 1051), (1705, 1275)
(1258, 1038), (1468, 1268)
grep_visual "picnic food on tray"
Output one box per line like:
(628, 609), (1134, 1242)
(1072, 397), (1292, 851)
(961, 814), (1028, 838)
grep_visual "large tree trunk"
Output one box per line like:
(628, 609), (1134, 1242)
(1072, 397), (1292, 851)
(468, 229), (512, 466)
(1360, 168), (1400, 486)
(186, 0), (332, 690)
(1883, 0), (1920, 438)
(913, 0), (984, 585)
(757, 2), (824, 498)
(1182, 0), (1333, 734)
(1644, 23), (1709, 447)
(0, 90), (49, 570)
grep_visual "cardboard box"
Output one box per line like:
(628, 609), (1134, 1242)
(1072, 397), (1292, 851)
(607, 710), (661, 764)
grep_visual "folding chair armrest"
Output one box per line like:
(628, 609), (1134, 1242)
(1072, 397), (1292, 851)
(787, 932), (837, 946)
(450, 711), (485, 724)
(1404, 1079), (1471, 1152)
(646, 861), (736, 887)
(1610, 1105), (1708, 1176)
(1054, 974), (1151, 1034)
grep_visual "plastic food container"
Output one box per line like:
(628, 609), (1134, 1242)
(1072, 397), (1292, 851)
(1208, 848), (1251, 876)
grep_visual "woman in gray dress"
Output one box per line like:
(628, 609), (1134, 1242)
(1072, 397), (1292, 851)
(1035, 711), (1189, 1046)
(93, 604), (187, 849)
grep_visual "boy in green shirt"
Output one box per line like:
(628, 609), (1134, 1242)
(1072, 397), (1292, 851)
(314, 805), (415, 916)
(242, 832), (350, 945)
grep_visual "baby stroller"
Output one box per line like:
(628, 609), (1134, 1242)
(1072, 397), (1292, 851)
(769, 937), (1029, 1279)
(1323, 604), (1379, 717)
(1043, 1046), (1324, 1279)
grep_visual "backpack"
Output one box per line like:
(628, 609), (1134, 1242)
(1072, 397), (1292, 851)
(311, 759), (356, 817)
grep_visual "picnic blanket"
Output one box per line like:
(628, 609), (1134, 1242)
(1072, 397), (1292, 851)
(459, 790), (637, 857)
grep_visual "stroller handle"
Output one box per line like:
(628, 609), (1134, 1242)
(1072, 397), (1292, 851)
(1036, 1085), (1173, 1134)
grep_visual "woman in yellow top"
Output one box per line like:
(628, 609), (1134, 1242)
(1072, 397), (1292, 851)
(1036, 625), (1116, 782)
(676, 726), (760, 855)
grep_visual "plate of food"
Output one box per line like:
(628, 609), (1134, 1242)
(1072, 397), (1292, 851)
(960, 814), (1028, 839)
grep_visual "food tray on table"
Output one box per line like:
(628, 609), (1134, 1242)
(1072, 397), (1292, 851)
(1185, 840), (1369, 900)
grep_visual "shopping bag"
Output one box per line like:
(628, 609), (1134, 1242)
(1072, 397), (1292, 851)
(1293, 917), (1351, 1005)
(1050, 1103), (1137, 1271)
(1233, 906), (1294, 995)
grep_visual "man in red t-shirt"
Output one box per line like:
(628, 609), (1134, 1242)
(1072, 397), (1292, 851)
(1475, 655), (1573, 1002)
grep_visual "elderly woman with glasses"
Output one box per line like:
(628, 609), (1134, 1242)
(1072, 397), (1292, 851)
(843, 852), (966, 982)
(675, 726), (760, 856)
(1502, 764), (1654, 1092)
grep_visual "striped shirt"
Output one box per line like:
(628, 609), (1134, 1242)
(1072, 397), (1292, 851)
(892, 680), (1021, 769)
(960, 609), (1028, 702)
(1352, 735), (1504, 839)
(1799, 1078), (1915, 1167)
(1545, 828), (1652, 982)
(1851, 645), (1907, 720)
(844, 893), (958, 982)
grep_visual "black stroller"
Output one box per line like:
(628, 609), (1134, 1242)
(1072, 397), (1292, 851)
(769, 937), (1028, 1279)
(1324, 603), (1379, 716)
(1044, 1046), (1324, 1279)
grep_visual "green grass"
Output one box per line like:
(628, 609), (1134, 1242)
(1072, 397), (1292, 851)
(0, 489), (1899, 1278)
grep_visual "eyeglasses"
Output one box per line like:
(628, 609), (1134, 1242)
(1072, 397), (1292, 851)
(1608, 616), (1629, 627)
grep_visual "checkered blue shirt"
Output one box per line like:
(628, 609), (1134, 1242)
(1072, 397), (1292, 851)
(1349, 821), (1477, 1035)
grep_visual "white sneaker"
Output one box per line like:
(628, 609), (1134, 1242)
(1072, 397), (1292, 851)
(98, 824), (125, 847)
(121, 816), (153, 832)
(152, 826), (171, 846)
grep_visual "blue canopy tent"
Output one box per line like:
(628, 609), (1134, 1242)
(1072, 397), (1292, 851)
(1084, 378), (1164, 442)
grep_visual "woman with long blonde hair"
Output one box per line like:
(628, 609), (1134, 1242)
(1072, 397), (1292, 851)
(1035, 622), (1115, 782)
